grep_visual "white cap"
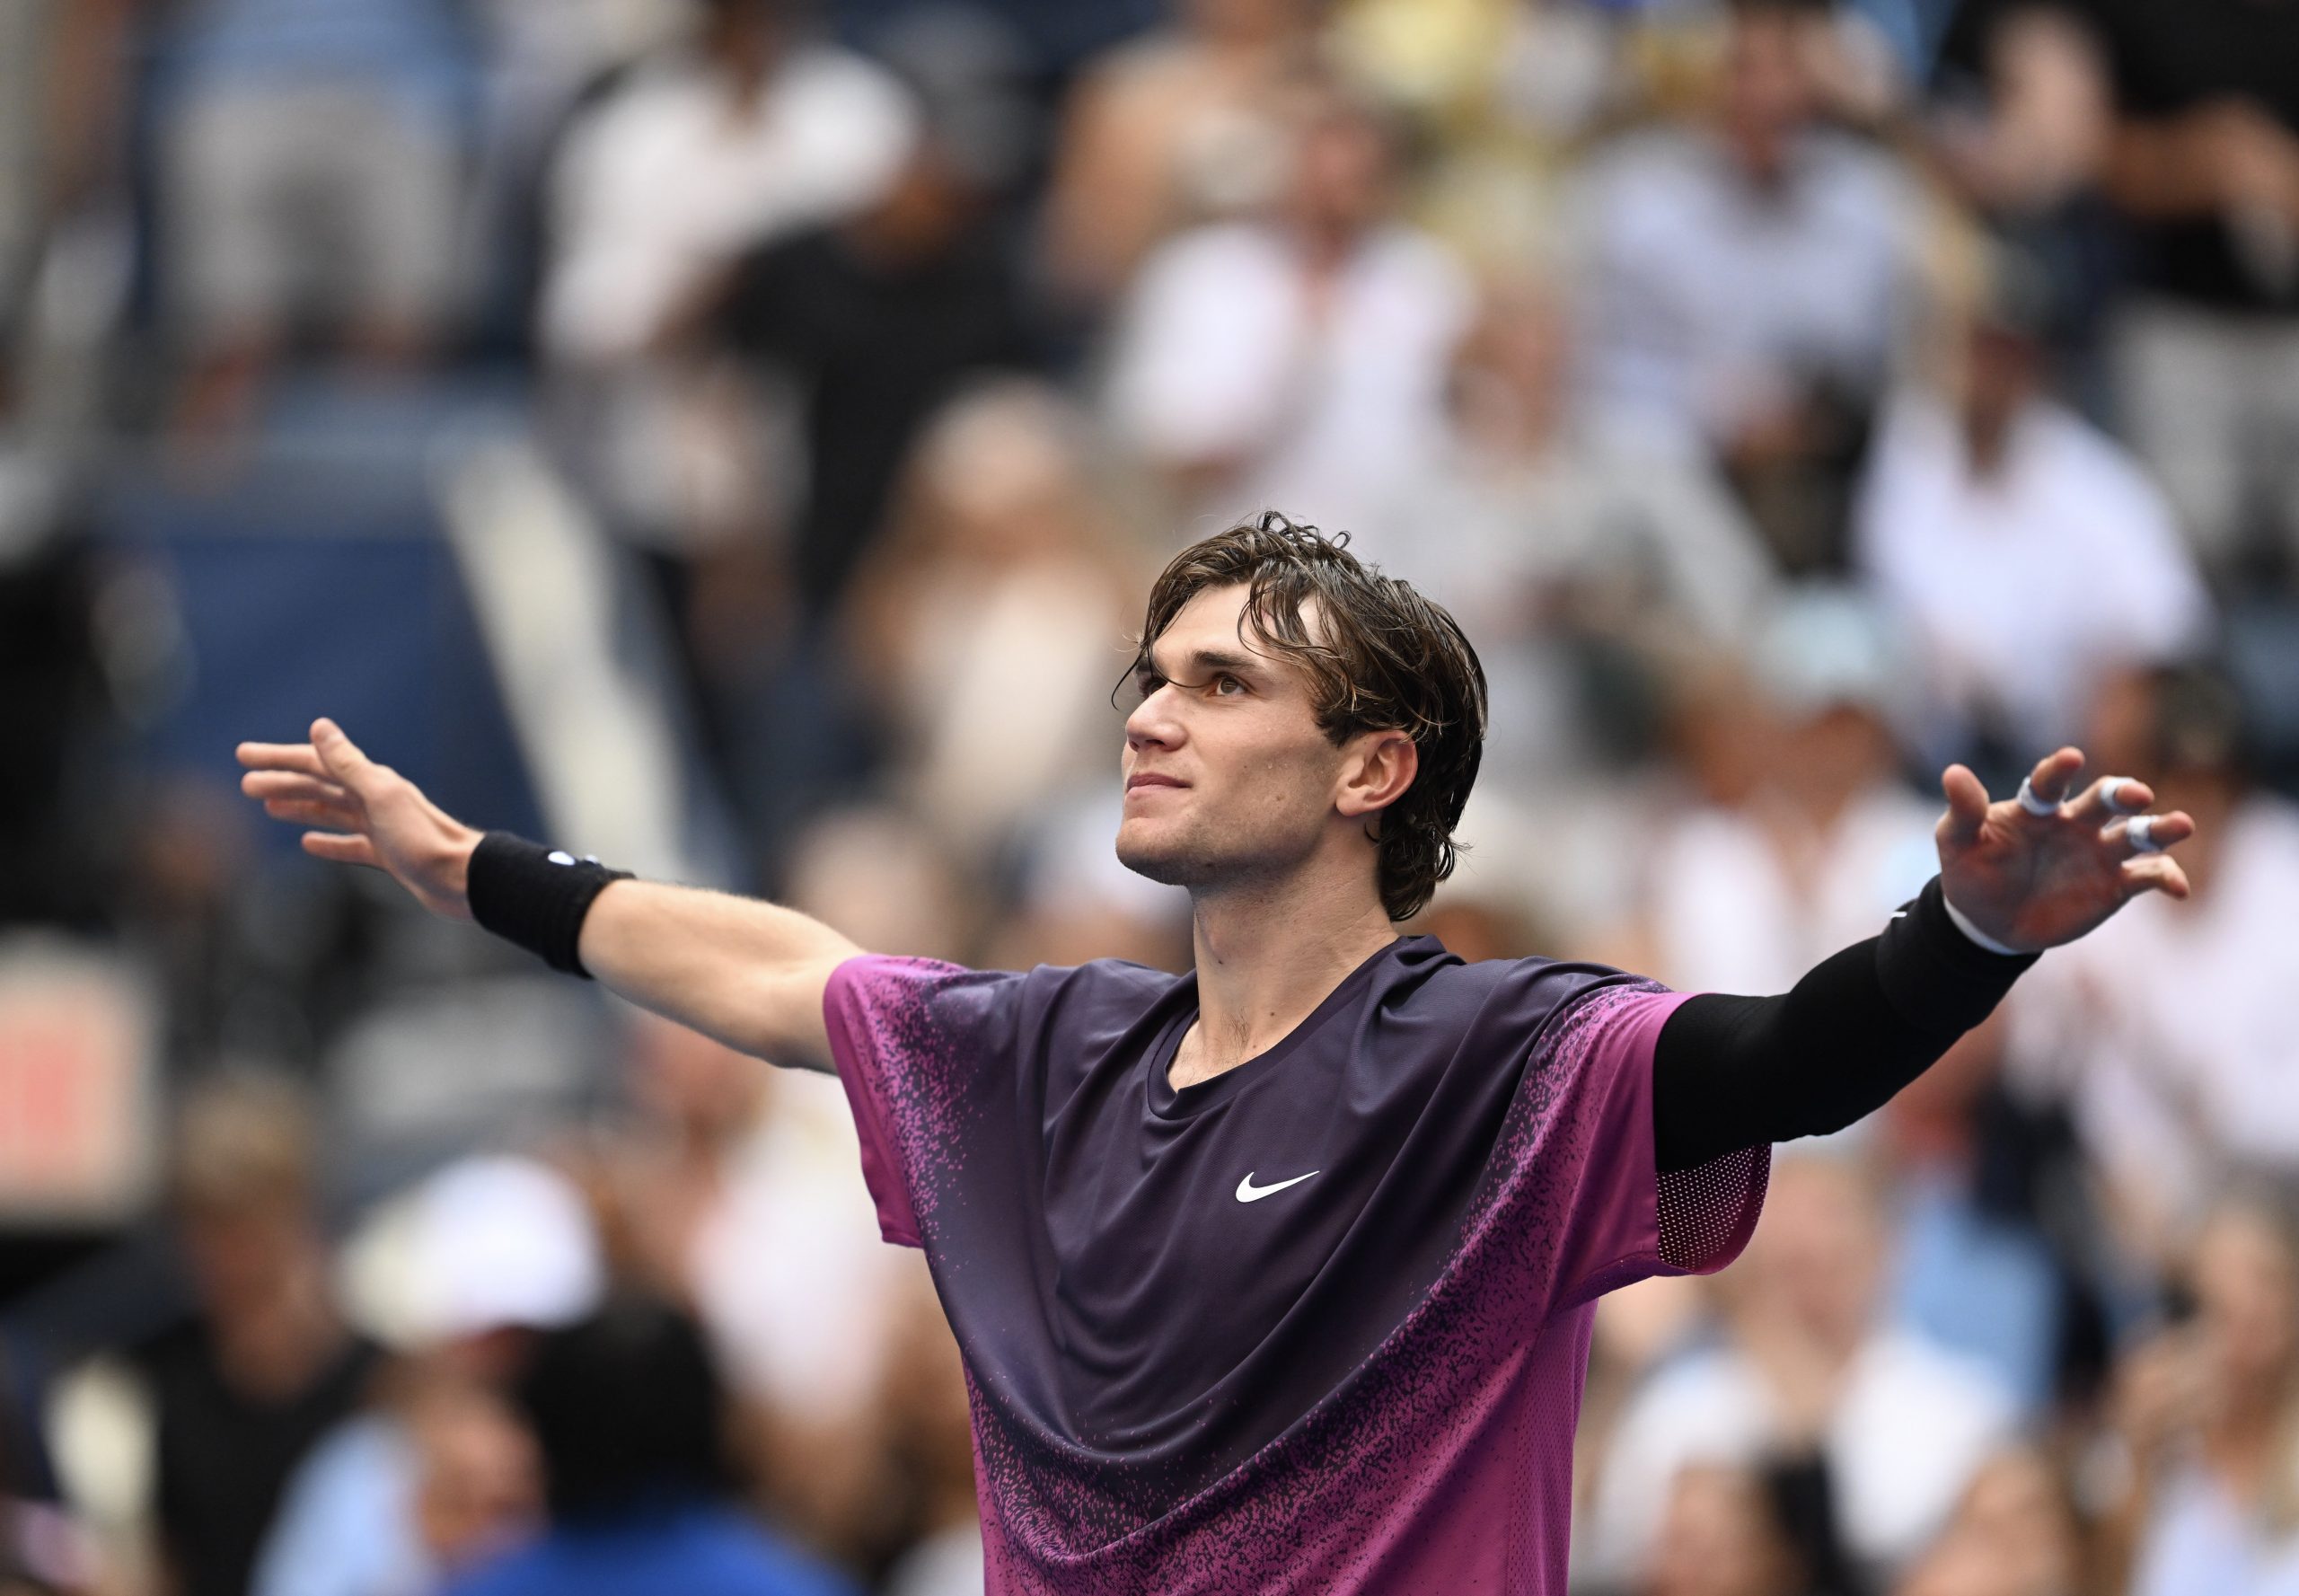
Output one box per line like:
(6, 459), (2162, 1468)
(341, 1154), (604, 1350)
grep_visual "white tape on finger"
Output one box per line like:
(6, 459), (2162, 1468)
(2016, 776), (2060, 817)
(2125, 815), (2164, 854)
(2100, 777), (2143, 816)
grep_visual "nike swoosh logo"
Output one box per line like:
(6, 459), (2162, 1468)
(1236, 1170), (1320, 1203)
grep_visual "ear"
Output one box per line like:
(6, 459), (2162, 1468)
(1335, 731), (1418, 821)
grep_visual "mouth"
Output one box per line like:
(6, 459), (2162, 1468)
(1125, 773), (1187, 794)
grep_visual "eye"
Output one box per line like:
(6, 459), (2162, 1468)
(1211, 674), (1246, 698)
(1133, 672), (1166, 701)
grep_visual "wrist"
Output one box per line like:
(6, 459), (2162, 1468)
(442, 827), (481, 916)
(1940, 891), (2025, 957)
(1873, 877), (2039, 1042)
(465, 833), (634, 978)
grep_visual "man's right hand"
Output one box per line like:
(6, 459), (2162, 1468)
(237, 719), (483, 921)
(242, 719), (860, 1065)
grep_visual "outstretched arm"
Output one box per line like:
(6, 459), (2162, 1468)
(236, 719), (859, 1065)
(1654, 747), (2193, 1171)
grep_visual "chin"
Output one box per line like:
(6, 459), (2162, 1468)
(1114, 822), (1215, 890)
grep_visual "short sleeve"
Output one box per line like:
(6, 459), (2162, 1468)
(822, 955), (1027, 1248)
(1533, 986), (1771, 1308)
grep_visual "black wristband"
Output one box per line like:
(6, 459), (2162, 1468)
(465, 833), (633, 978)
(1873, 876), (2038, 1044)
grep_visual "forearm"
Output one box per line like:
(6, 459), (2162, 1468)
(2104, 107), (2299, 222)
(579, 879), (861, 1066)
(1652, 877), (2036, 1172)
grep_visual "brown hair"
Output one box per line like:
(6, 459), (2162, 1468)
(1126, 511), (1487, 921)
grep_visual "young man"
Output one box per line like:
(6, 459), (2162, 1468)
(238, 514), (2192, 1593)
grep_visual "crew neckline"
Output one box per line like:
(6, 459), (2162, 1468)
(1146, 937), (1428, 1120)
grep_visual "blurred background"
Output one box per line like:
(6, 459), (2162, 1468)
(2, 0), (2299, 1592)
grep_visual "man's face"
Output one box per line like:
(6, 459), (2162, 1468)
(1290, 111), (1398, 239)
(1115, 583), (1363, 896)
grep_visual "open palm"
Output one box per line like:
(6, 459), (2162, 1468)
(234, 719), (482, 921)
(1937, 746), (2194, 954)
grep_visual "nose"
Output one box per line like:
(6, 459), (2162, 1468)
(1124, 684), (1184, 755)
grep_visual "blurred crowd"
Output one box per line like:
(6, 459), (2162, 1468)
(4, 0), (2299, 1592)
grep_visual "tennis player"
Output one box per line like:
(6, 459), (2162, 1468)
(238, 513), (2191, 1593)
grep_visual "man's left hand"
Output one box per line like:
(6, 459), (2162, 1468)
(1936, 746), (2194, 954)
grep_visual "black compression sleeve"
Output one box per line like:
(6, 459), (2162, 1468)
(1651, 876), (2038, 1173)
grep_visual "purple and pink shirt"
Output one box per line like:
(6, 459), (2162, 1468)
(824, 935), (1769, 1594)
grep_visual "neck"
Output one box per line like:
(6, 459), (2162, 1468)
(1964, 406), (2015, 479)
(1290, 217), (1363, 276)
(1179, 869), (1397, 1083)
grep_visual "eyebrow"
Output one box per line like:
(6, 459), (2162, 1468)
(1138, 646), (1266, 685)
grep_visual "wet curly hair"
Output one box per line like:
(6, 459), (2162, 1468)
(1124, 511), (1488, 921)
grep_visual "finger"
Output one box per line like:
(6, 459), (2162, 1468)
(310, 719), (384, 797)
(241, 771), (354, 806)
(2108, 811), (2197, 855)
(301, 832), (381, 869)
(234, 741), (331, 779)
(264, 798), (363, 832)
(2025, 745), (2087, 807)
(2121, 853), (2191, 901)
(1940, 763), (1990, 845)
(2068, 773), (2154, 823)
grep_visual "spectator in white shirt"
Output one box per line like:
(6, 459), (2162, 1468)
(1637, 586), (1942, 1001)
(1581, 1152), (2017, 1592)
(1102, 87), (1475, 539)
(534, 0), (917, 563)
(1353, 281), (1780, 779)
(1854, 251), (2213, 765)
(1566, 0), (1924, 479)
(2103, 1194), (2299, 1596)
(1040, 0), (1322, 313)
(538, 0), (916, 366)
(2006, 665), (2299, 1266)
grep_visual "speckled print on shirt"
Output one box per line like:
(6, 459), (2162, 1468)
(824, 950), (1768, 1594)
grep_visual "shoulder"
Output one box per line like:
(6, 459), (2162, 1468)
(1383, 941), (1663, 1031)
(1046, 957), (1188, 1003)
(1581, 127), (1704, 190)
(252, 1415), (420, 1595)
(2027, 403), (2175, 517)
(562, 56), (710, 147)
(830, 954), (1176, 1005)
(993, 957), (1185, 1033)
(1784, 130), (1924, 234)
(827, 955), (1181, 1050)
(1572, 130), (1713, 231)
(1358, 225), (1476, 314)
(1853, 1330), (2018, 1433)
(1869, 388), (1957, 462)
(1803, 128), (1916, 193)
(1361, 223), (1469, 280)
(1616, 1344), (1768, 1434)
(2232, 796), (2299, 871)
(777, 41), (914, 121)
(1134, 222), (1285, 291)
(276, 1412), (413, 1512)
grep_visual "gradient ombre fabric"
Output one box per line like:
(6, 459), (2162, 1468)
(824, 938), (1768, 1593)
